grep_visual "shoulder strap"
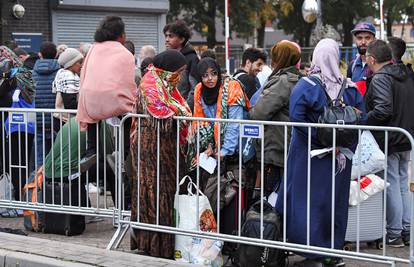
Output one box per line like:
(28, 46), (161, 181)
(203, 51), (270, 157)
(336, 79), (348, 100)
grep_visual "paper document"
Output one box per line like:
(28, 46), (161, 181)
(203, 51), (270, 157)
(310, 147), (333, 158)
(199, 153), (217, 174)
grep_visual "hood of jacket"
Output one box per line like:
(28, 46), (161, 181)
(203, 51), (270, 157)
(180, 42), (197, 57)
(33, 59), (60, 75)
(266, 66), (301, 86)
(376, 63), (408, 82)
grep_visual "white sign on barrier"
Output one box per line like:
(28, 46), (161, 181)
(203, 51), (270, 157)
(241, 124), (263, 139)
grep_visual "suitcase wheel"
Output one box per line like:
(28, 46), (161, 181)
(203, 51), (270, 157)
(375, 239), (383, 250)
(343, 242), (353, 251)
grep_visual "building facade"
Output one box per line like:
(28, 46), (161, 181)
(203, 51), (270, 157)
(0, 0), (168, 52)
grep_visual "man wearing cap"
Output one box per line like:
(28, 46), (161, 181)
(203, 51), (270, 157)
(347, 22), (376, 95)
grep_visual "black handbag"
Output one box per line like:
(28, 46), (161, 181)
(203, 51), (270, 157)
(317, 78), (361, 148)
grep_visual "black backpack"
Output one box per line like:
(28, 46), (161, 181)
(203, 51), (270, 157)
(238, 200), (288, 267)
(315, 76), (361, 148)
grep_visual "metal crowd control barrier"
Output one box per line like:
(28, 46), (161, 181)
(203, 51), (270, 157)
(109, 113), (414, 266)
(0, 108), (120, 219)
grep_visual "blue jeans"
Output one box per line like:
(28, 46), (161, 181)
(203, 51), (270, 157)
(386, 151), (411, 237)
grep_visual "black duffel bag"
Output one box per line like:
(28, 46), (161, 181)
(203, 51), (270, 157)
(316, 77), (361, 148)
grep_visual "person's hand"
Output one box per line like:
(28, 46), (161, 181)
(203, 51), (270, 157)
(215, 151), (225, 161)
(204, 143), (214, 157)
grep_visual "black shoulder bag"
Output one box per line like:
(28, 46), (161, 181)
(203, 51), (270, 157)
(317, 78), (361, 148)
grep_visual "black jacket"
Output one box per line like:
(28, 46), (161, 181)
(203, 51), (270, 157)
(178, 42), (200, 111)
(365, 63), (414, 154)
(233, 70), (260, 100)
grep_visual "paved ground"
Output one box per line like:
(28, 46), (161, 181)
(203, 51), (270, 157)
(0, 192), (410, 266)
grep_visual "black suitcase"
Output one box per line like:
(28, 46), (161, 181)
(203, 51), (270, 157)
(43, 180), (86, 236)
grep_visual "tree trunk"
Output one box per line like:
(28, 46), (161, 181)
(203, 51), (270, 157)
(206, 2), (217, 48)
(386, 12), (393, 37)
(343, 15), (354, 46)
(257, 20), (266, 48)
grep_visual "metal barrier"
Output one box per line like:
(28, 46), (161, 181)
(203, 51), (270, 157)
(0, 108), (120, 219)
(109, 113), (414, 266)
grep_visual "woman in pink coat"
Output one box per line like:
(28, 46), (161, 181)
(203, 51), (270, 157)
(76, 16), (137, 170)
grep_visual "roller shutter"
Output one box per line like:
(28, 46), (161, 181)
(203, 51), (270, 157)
(53, 10), (159, 51)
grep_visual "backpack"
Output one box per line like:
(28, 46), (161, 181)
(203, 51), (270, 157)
(314, 76), (361, 148)
(238, 200), (288, 267)
(23, 167), (44, 232)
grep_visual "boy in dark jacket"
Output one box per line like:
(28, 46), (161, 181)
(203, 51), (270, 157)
(32, 41), (60, 166)
(365, 39), (414, 248)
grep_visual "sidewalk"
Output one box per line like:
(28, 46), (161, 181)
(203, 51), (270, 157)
(0, 232), (196, 267)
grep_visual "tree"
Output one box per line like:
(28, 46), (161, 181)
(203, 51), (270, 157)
(275, 0), (314, 47)
(322, 0), (376, 46)
(383, 0), (414, 37)
(168, 0), (261, 48)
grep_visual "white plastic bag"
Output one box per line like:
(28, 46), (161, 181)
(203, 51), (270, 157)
(174, 176), (223, 266)
(351, 131), (385, 179)
(349, 174), (388, 206)
(0, 173), (13, 200)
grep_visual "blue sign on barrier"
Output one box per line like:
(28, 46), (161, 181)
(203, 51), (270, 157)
(10, 113), (25, 124)
(242, 124), (263, 139)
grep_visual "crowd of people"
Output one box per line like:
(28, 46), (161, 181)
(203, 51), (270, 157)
(0, 15), (413, 267)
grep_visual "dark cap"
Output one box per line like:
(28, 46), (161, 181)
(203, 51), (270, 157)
(351, 22), (376, 36)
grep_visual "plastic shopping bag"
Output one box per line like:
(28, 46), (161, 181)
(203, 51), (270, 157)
(0, 173), (13, 201)
(174, 176), (223, 266)
(351, 131), (385, 179)
(349, 174), (388, 206)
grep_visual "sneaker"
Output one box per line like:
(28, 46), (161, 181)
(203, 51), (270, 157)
(86, 183), (101, 194)
(80, 153), (97, 173)
(323, 257), (345, 266)
(386, 235), (405, 248)
(402, 231), (410, 246)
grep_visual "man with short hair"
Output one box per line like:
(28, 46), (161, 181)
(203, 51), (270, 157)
(388, 36), (413, 74)
(365, 39), (414, 248)
(233, 48), (267, 100)
(32, 41), (60, 166)
(163, 20), (200, 110)
(347, 22), (376, 95)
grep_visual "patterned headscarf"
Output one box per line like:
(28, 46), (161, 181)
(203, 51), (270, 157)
(0, 46), (22, 67)
(310, 38), (343, 100)
(0, 46), (34, 104)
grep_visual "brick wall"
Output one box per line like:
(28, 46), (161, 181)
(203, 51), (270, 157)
(0, 0), (51, 45)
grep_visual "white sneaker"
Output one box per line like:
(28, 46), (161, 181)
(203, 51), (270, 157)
(86, 183), (98, 193)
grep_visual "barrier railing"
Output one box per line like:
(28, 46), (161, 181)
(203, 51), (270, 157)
(0, 108), (120, 219)
(109, 113), (414, 266)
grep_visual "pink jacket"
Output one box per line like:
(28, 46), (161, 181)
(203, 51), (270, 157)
(76, 41), (137, 130)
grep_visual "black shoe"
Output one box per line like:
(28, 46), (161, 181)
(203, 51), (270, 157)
(323, 258), (345, 266)
(402, 231), (410, 246)
(294, 259), (325, 267)
(80, 153), (97, 173)
(386, 235), (405, 248)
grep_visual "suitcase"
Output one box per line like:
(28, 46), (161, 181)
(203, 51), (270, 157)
(344, 191), (384, 250)
(43, 180), (86, 236)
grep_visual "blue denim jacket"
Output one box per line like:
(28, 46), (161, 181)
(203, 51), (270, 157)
(201, 98), (245, 156)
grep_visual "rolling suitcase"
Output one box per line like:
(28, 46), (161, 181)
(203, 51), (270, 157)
(43, 180), (87, 236)
(344, 191), (384, 250)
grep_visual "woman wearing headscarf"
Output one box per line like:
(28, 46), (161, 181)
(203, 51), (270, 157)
(129, 50), (192, 259)
(276, 39), (365, 267)
(1, 46), (36, 202)
(191, 57), (250, 236)
(249, 40), (302, 198)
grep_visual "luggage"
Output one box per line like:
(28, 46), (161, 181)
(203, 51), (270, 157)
(238, 200), (288, 267)
(344, 191), (384, 250)
(43, 180), (86, 236)
(23, 168), (44, 232)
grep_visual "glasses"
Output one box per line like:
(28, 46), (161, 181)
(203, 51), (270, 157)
(365, 53), (375, 60)
(201, 70), (218, 79)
